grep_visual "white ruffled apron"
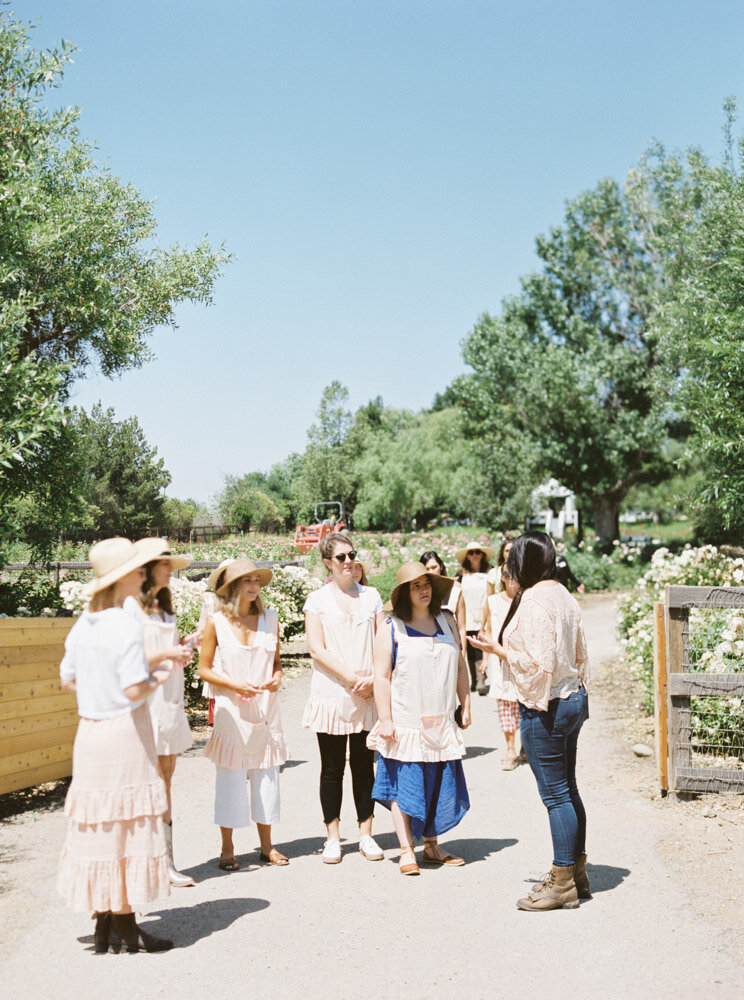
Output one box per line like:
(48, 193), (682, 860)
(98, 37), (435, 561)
(367, 613), (465, 762)
(138, 608), (193, 756)
(204, 611), (287, 771)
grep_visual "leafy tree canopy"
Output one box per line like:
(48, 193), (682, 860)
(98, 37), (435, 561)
(0, 9), (229, 554)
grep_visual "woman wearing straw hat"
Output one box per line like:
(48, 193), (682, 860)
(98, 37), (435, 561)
(455, 541), (495, 695)
(303, 532), (384, 865)
(124, 540), (195, 887)
(57, 537), (179, 954)
(367, 562), (471, 875)
(198, 560), (288, 869)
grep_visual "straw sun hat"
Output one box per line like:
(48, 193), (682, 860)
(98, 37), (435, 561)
(137, 537), (192, 571)
(390, 561), (455, 610)
(207, 559), (235, 592)
(455, 540), (494, 565)
(214, 559), (273, 596)
(82, 537), (171, 598)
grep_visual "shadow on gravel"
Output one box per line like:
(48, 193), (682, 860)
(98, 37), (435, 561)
(76, 897), (272, 950)
(436, 836), (518, 863)
(0, 778), (70, 821)
(464, 746), (497, 759)
(583, 862), (630, 894)
(280, 759), (308, 770)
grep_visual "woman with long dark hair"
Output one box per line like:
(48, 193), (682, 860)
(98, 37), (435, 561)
(469, 531), (589, 911)
(124, 542), (195, 887)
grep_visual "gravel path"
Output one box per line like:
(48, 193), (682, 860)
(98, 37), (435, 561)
(1, 595), (742, 998)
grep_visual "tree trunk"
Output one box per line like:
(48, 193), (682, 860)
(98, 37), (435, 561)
(592, 496), (620, 547)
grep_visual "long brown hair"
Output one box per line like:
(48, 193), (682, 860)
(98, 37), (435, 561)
(497, 532), (558, 645)
(141, 561), (174, 616)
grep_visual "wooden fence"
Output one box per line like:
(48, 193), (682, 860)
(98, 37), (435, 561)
(0, 618), (77, 795)
(654, 585), (744, 796)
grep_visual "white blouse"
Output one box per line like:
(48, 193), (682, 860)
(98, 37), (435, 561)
(503, 582), (589, 711)
(60, 609), (150, 719)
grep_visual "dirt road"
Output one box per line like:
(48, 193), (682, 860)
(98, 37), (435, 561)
(1, 595), (742, 999)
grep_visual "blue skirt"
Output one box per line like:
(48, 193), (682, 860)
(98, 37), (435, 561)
(372, 756), (469, 840)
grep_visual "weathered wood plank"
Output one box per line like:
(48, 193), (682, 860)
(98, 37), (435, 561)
(0, 637), (65, 677)
(0, 708), (79, 740)
(0, 692), (76, 721)
(653, 602), (669, 794)
(0, 724), (78, 759)
(0, 677), (66, 703)
(0, 741), (76, 778)
(675, 766), (744, 794)
(669, 674), (744, 697)
(667, 585), (744, 610)
(0, 759), (72, 796)
(0, 622), (75, 646)
(665, 597), (690, 785)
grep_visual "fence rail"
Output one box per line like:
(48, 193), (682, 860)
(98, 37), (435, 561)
(2, 558), (303, 586)
(656, 584), (744, 796)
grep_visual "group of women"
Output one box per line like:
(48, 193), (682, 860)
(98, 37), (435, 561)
(56, 528), (590, 955)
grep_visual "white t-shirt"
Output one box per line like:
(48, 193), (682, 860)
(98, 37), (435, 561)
(60, 608), (151, 719)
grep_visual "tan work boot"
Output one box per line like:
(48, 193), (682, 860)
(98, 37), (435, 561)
(532, 853), (591, 899)
(573, 853), (591, 899)
(517, 864), (580, 911)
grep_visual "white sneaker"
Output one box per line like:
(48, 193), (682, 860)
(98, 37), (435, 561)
(322, 838), (342, 864)
(359, 834), (384, 861)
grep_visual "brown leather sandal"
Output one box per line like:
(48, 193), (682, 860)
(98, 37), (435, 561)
(399, 848), (420, 876)
(260, 848), (289, 866)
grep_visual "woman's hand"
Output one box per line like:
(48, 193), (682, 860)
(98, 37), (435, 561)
(149, 664), (172, 686)
(352, 673), (375, 699)
(154, 644), (192, 667)
(468, 631), (505, 659)
(459, 704), (472, 729)
(262, 671), (283, 693)
(232, 680), (261, 701)
(378, 718), (397, 741)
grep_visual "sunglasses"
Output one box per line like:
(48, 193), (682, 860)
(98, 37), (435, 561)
(469, 549), (483, 556)
(334, 550), (357, 563)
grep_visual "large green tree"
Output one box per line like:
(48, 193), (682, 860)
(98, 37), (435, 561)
(0, 10), (229, 553)
(459, 176), (672, 545)
(634, 107), (744, 542)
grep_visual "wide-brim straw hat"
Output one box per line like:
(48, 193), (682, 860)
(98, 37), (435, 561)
(455, 540), (494, 564)
(82, 537), (170, 598)
(207, 559), (236, 592)
(215, 558), (273, 596)
(390, 561), (455, 611)
(137, 537), (192, 571)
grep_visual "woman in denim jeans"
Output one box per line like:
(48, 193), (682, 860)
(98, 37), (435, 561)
(469, 531), (590, 911)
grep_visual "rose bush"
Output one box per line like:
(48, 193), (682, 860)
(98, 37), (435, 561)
(618, 545), (744, 754)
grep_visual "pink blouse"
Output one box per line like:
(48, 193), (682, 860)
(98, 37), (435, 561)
(503, 581), (589, 711)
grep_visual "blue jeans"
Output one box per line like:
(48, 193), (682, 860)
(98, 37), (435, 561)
(519, 687), (589, 867)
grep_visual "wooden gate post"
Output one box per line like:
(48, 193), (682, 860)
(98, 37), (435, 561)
(653, 601), (669, 796)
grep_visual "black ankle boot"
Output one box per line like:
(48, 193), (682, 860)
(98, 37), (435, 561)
(110, 913), (173, 953)
(93, 911), (111, 954)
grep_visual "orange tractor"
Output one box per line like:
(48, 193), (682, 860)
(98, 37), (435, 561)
(294, 502), (348, 554)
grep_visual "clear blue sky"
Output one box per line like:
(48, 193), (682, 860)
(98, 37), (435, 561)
(15, 0), (744, 505)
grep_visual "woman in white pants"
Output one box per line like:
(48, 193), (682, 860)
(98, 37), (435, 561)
(198, 560), (288, 869)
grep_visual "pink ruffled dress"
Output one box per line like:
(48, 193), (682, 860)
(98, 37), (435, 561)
(57, 609), (170, 913)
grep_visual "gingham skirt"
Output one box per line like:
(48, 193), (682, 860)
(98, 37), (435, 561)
(496, 699), (520, 734)
(57, 703), (170, 913)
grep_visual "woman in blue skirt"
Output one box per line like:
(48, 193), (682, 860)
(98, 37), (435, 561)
(367, 562), (471, 875)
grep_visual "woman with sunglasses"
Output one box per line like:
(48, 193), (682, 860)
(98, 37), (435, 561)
(303, 533), (384, 864)
(455, 541), (495, 695)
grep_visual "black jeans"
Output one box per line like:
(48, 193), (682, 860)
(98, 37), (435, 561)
(466, 632), (483, 691)
(317, 732), (375, 825)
